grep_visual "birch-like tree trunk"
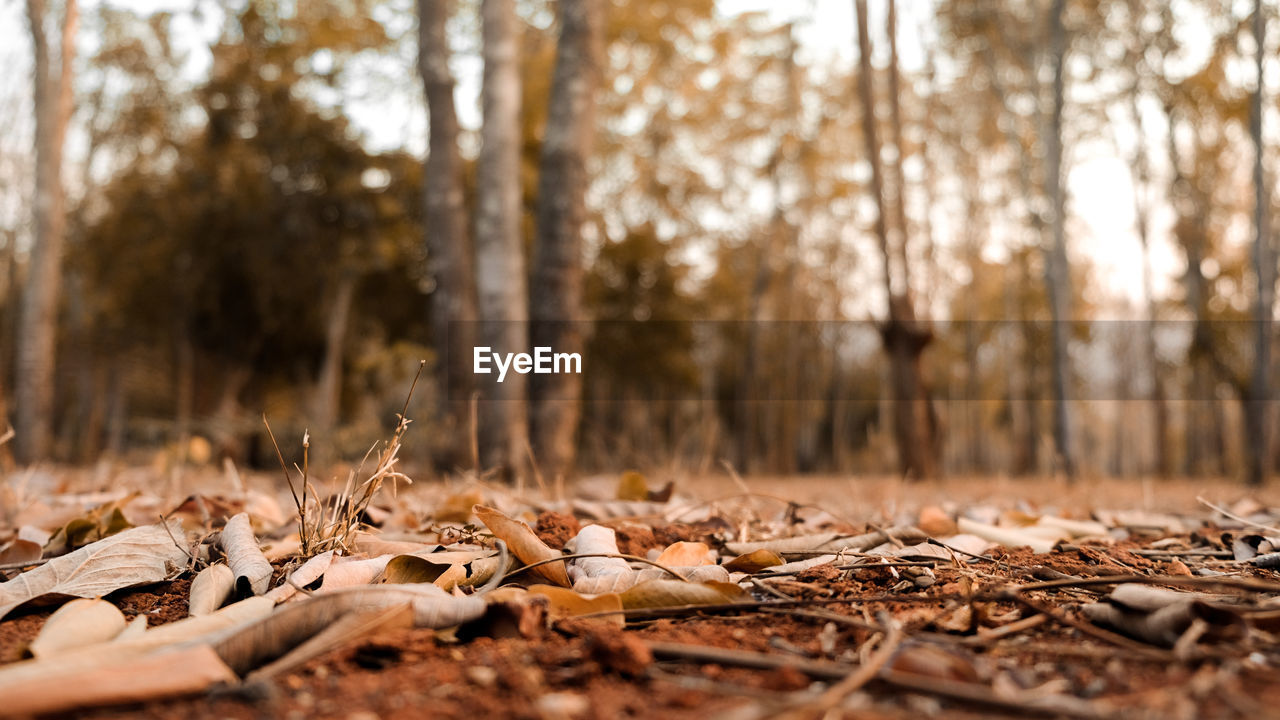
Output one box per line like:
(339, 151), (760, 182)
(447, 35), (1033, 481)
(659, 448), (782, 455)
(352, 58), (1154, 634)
(530, 0), (602, 481)
(1247, 0), (1272, 486)
(474, 0), (528, 480)
(1043, 0), (1076, 478)
(418, 0), (477, 464)
(16, 0), (77, 463)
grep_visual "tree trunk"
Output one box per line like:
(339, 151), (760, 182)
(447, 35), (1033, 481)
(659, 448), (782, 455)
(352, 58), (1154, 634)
(1043, 0), (1075, 478)
(530, 0), (602, 482)
(418, 0), (478, 466)
(15, 0), (77, 463)
(1246, 0), (1272, 486)
(314, 272), (356, 441)
(475, 0), (529, 481)
(854, 0), (935, 479)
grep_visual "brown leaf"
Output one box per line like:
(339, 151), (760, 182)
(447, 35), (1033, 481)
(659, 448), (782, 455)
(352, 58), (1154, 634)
(616, 470), (650, 501)
(246, 603), (414, 681)
(527, 584), (625, 628)
(654, 541), (715, 567)
(722, 549), (785, 573)
(0, 521), (188, 621)
(29, 598), (127, 658)
(0, 644), (236, 717)
(619, 579), (748, 610)
(263, 551), (335, 603)
(0, 539), (42, 567)
(474, 505), (570, 587)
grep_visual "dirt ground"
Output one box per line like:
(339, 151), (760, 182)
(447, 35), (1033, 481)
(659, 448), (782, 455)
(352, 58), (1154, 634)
(2, 470), (1279, 719)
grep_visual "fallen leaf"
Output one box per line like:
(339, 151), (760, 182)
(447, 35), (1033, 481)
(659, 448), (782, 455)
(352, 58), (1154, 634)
(617, 471), (649, 501)
(474, 505), (570, 587)
(29, 598), (127, 658)
(619, 579), (748, 610)
(0, 539), (42, 567)
(247, 603), (414, 681)
(572, 566), (730, 594)
(527, 584), (625, 628)
(955, 518), (1060, 554)
(722, 549), (785, 573)
(0, 644), (236, 717)
(219, 512), (273, 597)
(0, 521), (188, 621)
(188, 564), (235, 616)
(319, 554), (394, 590)
(565, 524), (631, 581)
(654, 541), (715, 567)
(264, 551), (334, 603)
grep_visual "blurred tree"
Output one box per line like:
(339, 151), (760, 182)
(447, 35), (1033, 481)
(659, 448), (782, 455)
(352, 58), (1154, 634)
(854, 0), (937, 479)
(474, 0), (528, 480)
(15, 0), (77, 463)
(530, 0), (602, 481)
(419, 0), (478, 468)
(1247, 0), (1272, 486)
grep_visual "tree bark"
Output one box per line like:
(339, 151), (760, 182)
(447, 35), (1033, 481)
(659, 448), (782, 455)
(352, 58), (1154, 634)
(15, 0), (77, 463)
(854, 0), (936, 479)
(314, 272), (356, 441)
(530, 0), (602, 482)
(1043, 0), (1076, 478)
(418, 0), (478, 466)
(1247, 0), (1272, 486)
(475, 0), (529, 481)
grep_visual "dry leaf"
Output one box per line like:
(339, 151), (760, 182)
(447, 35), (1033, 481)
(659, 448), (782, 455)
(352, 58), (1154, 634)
(617, 471), (649, 501)
(565, 524), (630, 581)
(29, 598), (127, 658)
(247, 603), (414, 681)
(219, 512), (272, 597)
(319, 554), (394, 590)
(0, 539), (41, 567)
(0, 644), (235, 717)
(654, 542), (715, 567)
(264, 551), (335, 603)
(0, 521), (187, 620)
(188, 564), (235, 616)
(619, 579), (748, 610)
(572, 566), (730, 594)
(722, 549), (784, 573)
(474, 505), (570, 587)
(956, 518), (1059, 554)
(918, 506), (957, 536)
(210, 584), (485, 675)
(527, 584), (625, 628)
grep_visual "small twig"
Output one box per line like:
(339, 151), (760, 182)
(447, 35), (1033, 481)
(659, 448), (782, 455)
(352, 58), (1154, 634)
(803, 618), (903, 715)
(997, 573), (1280, 597)
(1197, 496), (1280, 535)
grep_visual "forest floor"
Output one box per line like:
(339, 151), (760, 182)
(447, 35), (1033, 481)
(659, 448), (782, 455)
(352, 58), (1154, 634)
(1, 466), (1278, 719)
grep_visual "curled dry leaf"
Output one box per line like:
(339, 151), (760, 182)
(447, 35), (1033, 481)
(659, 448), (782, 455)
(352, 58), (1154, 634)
(565, 524), (630, 581)
(723, 533), (839, 555)
(572, 566), (730, 594)
(473, 505), (570, 587)
(1, 644), (236, 718)
(210, 584), (485, 675)
(527, 584), (625, 628)
(618, 579), (748, 610)
(219, 512), (273, 597)
(0, 521), (188, 621)
(28, 598), (127, 658)
(956, 518), (1059, 555)
(264, 551), (334, 603)
(654, 541), (715, 567)
(722, 549), (785, 573)
(188, 564), (235, 616)
(319, 554), (394, 591)
(247, 603), (414, 681)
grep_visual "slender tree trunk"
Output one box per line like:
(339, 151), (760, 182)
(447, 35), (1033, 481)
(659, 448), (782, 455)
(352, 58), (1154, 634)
(1043, 0), (1075, 478)
(418, 0), (478, 466)
(15, 0), (77, 463)
(314, 272), (356, 440)
(530, 0), (602, 482)
(1247, 0), (1272, 486)
(475, 0), (529, 481)
(854, 0), (935, 479)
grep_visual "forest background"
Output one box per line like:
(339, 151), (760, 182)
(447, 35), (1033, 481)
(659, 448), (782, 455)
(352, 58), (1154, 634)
(1, 0), (1277, 486)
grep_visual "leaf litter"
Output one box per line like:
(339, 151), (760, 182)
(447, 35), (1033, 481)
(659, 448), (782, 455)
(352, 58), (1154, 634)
(3, 468), (1280, 718)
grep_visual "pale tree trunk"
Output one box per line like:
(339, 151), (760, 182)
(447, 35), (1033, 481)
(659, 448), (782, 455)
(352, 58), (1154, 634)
(418, 0), (478, 466)
(854, 0), (936, 479)
(314, 272), (356, 443)
(1043, 0), (1076, 478)
(530, 0), (602, 482)
(16, 0), (77, 464)
(1247, 0), (1272, 487)
(475, 0), (528, 481)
